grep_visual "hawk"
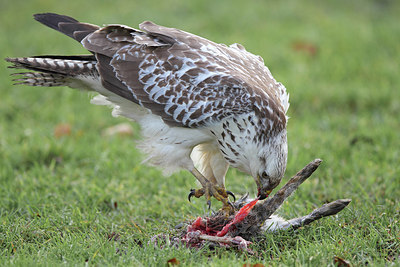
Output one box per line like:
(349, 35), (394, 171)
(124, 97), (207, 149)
(6, 13), (289, 214)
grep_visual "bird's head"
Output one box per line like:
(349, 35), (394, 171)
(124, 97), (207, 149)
(251, 130), (288, 200)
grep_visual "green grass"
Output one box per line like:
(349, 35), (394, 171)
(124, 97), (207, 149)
(1, 0), (399, 265)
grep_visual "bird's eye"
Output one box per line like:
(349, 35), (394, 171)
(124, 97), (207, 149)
(261, 172), (269, 179)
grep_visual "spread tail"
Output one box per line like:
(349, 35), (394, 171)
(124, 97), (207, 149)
(6, 55), (98, 87)
(5, 13), (101, 88)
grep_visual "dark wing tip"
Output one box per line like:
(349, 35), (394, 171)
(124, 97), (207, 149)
(34, 13), (78, 23)
(33, 13), (79, 32)
(33, 13), (99, 42)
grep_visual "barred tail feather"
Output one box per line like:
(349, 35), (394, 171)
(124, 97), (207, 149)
(11, 72), (68, 87)
(5, 56), (99, 88)
(6, 56), (97, 75)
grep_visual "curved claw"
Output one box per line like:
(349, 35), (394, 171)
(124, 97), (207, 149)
(207, 200), (212, 210)
(226, 190), (236, 202)
(188, 189), (195, 202)
(227, 200), (235, 211)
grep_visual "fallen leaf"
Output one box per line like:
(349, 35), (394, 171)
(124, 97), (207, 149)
(54, 123), (71, 138)
(167, 258), (180, 265)
(102, 123), (133, 137)
(292, 41), (318, 56)
(334, 256), (351, 267)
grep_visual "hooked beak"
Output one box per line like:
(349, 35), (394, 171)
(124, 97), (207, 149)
(257, 189), (272, 200)
(255, 175), (273, 200)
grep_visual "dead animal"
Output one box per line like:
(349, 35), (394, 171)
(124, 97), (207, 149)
(152, 159), (351, 252)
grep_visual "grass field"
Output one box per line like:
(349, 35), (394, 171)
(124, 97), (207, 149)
(1, 0), (399, 266)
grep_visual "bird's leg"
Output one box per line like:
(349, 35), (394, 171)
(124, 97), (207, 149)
(188, 168), (235, 215)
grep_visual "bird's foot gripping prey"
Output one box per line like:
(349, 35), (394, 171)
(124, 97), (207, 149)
(188, 168), (236, 215)
(6, 13), (290, 213)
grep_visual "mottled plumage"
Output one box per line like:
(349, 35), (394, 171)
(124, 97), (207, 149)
(6, 13), (289, 206)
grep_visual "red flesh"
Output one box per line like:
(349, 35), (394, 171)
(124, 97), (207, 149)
(187, 217), (207, 234)
(216, 198), (259, 237)
(187, 198), (260, 239)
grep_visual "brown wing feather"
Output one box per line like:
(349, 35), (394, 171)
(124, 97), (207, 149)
(34, 13), (99, 42)
(82, 22), (285, 128)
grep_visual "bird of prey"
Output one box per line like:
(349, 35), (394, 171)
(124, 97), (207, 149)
(6, 13), (289, 214)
